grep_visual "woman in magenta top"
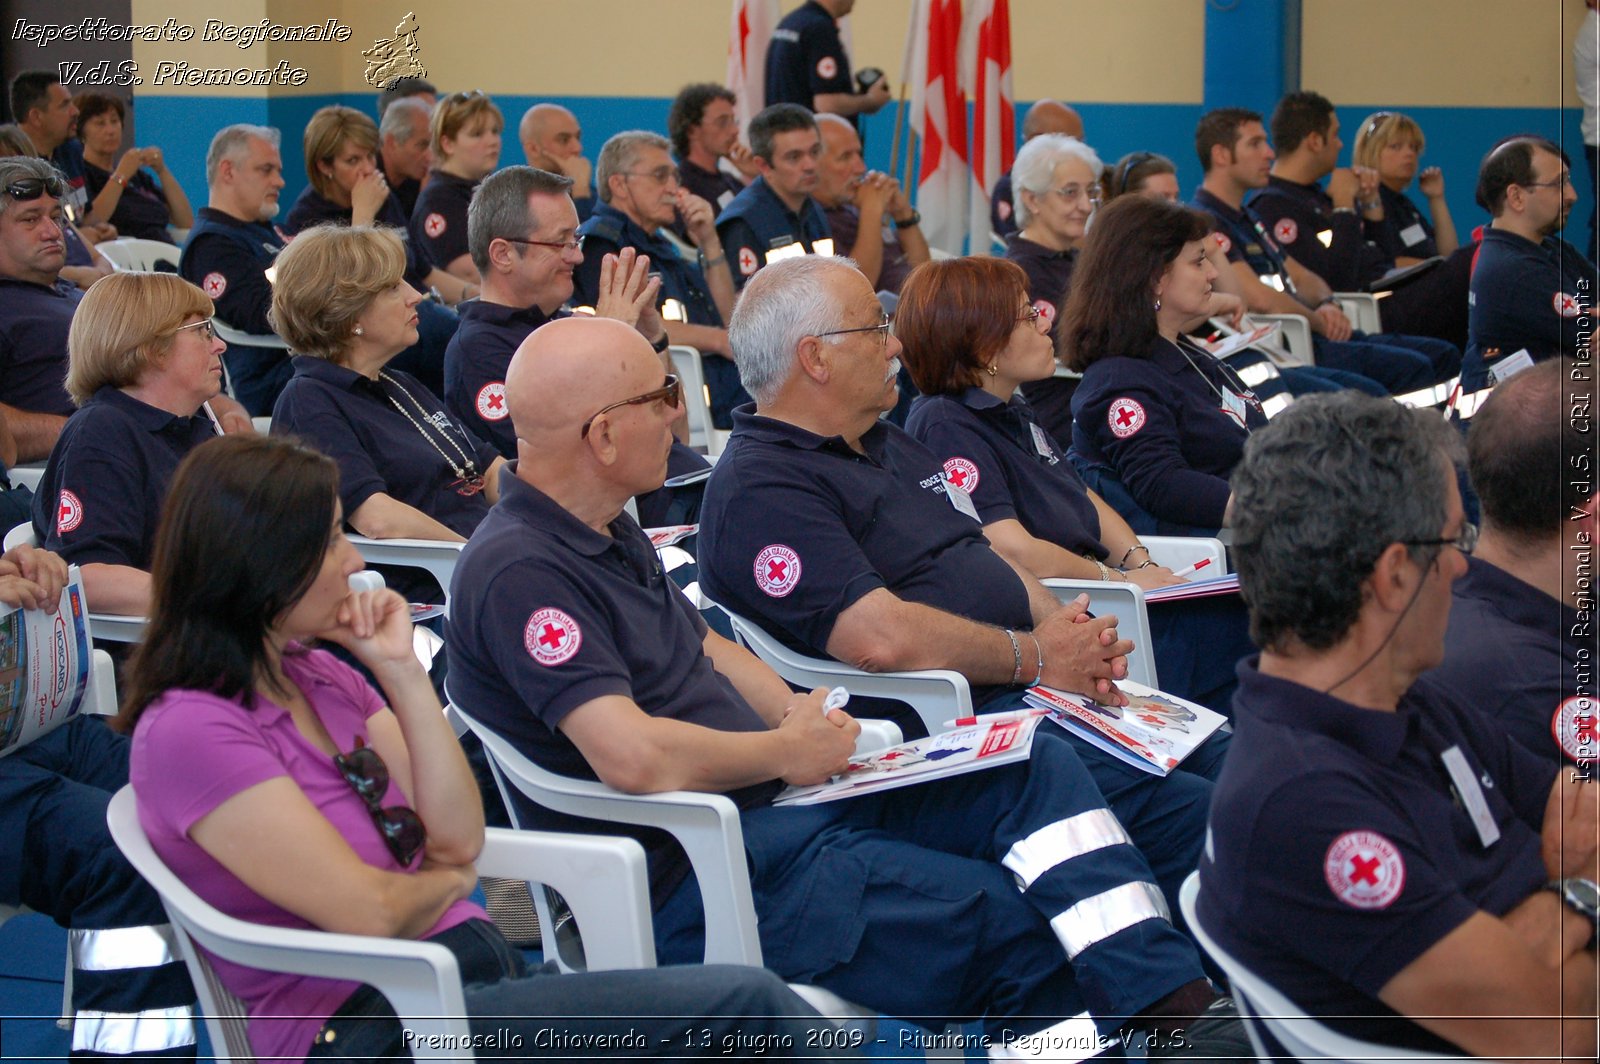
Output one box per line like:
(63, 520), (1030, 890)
(124, 434), (826, 1061)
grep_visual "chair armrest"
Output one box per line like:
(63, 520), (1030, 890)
(854, 719), (902, 753)
(455, 708), (764, 966)
(1040, 578), (1158, 689)
(88, 613), (146, 643)
(1333, 292), (1382, 333)
(721, 606), (974, 732)
(85, 650), (118, 716)
(477, 827), (656, 971)
(347, 536), (463, 601)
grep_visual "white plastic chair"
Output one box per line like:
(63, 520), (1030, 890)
(1178, 872), (1475, 1064)
(107, 786), (656, 1063)
(346, 536), (464, 605)
(6, 462), (46, 491)
(94, 238), (182, 273)
(3, 524), (146, 642)
(668, 345), (728, 457)
(1334, 292), (1384, 335)
(1210, 313), (1316, 368)
(449, 704), (892, 1025)
(210, 319), (291, 352)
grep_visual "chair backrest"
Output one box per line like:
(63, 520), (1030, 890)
(716, 601), (974, 731)
(211, 318), (292, 351)
(1177, 872), (1465, 1064)
(4, 520), (34, 552)
(96, 238), (182, 272)
(668, 345), (728, 457)
(106, 786), (473, 1062)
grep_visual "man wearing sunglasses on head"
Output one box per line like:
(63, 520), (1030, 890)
(0, 157), (85, 461)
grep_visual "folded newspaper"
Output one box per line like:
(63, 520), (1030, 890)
(1024, 679), (1225, 776)
(773, 713), (1042, 805)
(0, 569), (91, 758)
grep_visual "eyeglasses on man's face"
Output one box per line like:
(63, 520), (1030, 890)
(815, 311), (892, 344)
(503, 234), (585, 253)
(1403, 522), (1478, 556)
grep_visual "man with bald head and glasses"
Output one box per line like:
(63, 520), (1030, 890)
(1463, 135), (1597, 390)
(448, 308), (1249, 1057)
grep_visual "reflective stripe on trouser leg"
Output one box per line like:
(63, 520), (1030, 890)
(69, 925), (196, 1055)
(1049, 881), (1171, 960)
(1002, 809), (1129, 891)
(69, 925), (180, 971)
(72, 1005), (197, 1055)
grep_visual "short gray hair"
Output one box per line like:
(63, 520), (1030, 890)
(1012, 134), (1103, 229)
(0, 155), (61, 219)
(206, 124), (279, 186)
(596, 130), (671, 205)
(1231, 392), (1463, 652)
(728, 255), (857, 404)
(467, 164), (575, 273)
(379, 96), (430, 144)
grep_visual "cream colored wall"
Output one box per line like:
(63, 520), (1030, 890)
(1302, 0), (1588, 108)
(130, 0), (1204, 103)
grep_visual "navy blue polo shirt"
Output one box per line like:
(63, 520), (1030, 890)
(409, 169), (476, 271)
(1193, 188), (1293, 284)
(83, 162), (173, 242)
(1247, 174), (1390, 292)
(1465, 227), (1598, 389)
(1070, 335), (1265, 531)
(574, 203), (722, 327)
(391, 175), (422, 218)
(179, 208), (284, 336)
(677, 157), (745, 216)
(714, 177), (831, 290)
(283, 186), (435, 290)
(0, 276), (79, 416)
(32, 387), (218, 569)
(442, 299), (557, 458)
(1419, 556), (1587, 766)
(1376, 184), (1439, 260)
(825, 204), (914, 295)
(905, 389), (1105, 560)
(271, 358), (496, 599)
(765, 1), (855, 130)
(697, 407), (1032, 709)
(1200, 659), (1556, 1051)
(446, 465), (780, 899)
(1002, 234), (1080, 438)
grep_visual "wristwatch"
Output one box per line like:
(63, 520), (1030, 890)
(1545, 877), (1600, 950)
(892, 209), (921, 229)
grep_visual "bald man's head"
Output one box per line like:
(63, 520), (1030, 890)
(520, 103), (583, 170)
(1023, 100), (1083, 142)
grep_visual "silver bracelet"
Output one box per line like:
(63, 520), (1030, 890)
(1005, 628), (1023, 685)
(1118, 544), (1150, 568)
(1026, 630), (1044, 687)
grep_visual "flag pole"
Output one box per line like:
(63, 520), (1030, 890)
(888, 79), (909, 181)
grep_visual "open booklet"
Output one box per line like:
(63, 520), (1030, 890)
(773, 713), (1043, 806)
(1142, 573), (1240, 604)
(1194, 322), (1281, 360)
(1024, 679), (1226, 776)
(0, 568), (92, 759)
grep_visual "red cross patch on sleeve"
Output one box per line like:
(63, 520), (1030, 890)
(476, 382), (508, 421)
(1273, 218), (1298, 245)
(1323, 830), (1405, 909)
(942, 457), (980, 493)
(1107, 397), (1146, 439)
(201, 272), (228, 299)
(424, 213), (447, 238)
(525, 608), (583, 666)
(753, 544), (802, 597)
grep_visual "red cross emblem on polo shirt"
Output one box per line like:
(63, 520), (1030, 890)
(1349, 854), (1380, 885)
(55, 490), (83, 533)
(754, 544), (802, 597)
(486, 392), (503, 411)
(1556, 292), (1582, 317)
(524, 607), (582, 665)
(1116, 407), (1136, 427)
(201, 272), (227, 298)
(767, 558), (788, 583)
(948, 467), (969, 486)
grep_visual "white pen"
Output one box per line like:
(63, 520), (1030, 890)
(943, 708), (1049, 729)
(1171, 558), (1212, 579)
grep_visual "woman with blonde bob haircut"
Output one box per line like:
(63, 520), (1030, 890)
(269, 226), (506, 603)
(34, 271), (246, 615)
(412, 91), (504, 280)
(1351, 110), (1460, 261)
(284, 106), (474, 396)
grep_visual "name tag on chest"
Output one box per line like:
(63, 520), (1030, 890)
(1399, 223), (1428, 247)
(1441, 745), (1500, 848)
(940, 474), (980, 521)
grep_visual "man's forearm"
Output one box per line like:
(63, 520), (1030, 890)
(826, 588), (1026, 685)
(1, 404), (67, 464)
